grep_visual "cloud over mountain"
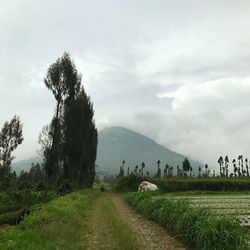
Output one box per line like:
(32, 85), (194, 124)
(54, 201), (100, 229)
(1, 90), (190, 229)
(1, 0), (250, 169)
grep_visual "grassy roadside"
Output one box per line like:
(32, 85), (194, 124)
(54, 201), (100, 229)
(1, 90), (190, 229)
(126, 192), (249, 250)
(0, 189), (98, 250)
(0, 191), (56, 226)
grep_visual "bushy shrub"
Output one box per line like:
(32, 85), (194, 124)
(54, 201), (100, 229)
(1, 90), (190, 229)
(17, 180), (34, 191)
(56, 179), (72, 196)
(196, 215), (247, 250)
(0, 190), (98, 249)
(126, 193), (248, 250)
(35, 181), (45, 191)
(114, 175), (144, 192)
(0, 191), (56, 207)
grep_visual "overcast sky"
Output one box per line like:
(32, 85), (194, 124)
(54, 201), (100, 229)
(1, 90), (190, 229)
(1, 0), (250, 169)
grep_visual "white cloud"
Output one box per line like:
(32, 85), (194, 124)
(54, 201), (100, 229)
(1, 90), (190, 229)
(1, 0), (250, 171)
(116, 78), (250, 169)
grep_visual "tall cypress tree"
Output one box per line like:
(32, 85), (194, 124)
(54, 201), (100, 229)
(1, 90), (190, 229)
(64, 89), (97, 187)
(59, 54), (81, 182)
(182, 157), (191, 176)
(43, 54), (69, 196)
(42, 52), (97, 189)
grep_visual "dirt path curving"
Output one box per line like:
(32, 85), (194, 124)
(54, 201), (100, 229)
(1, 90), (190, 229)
(110, 193), (188, 250)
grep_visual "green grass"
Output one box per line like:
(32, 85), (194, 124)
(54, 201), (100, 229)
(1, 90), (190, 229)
(0, 191), (57, 227)
(100, 195), (141, 250)
(0, 209), (24, 225)
(0, 189), (98, 250)
(163, 193), (250, 227)
(0, 191), (56, 206)
(126, 192), (249, 250)
(83, 193), (141, 250)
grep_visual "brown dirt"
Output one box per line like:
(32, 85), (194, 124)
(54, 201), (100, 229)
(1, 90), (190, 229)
(109, 193), (189, 250)
(0, 224), (10, 229)
(82, 195), (119, 250)
(83, 193), (191, 250)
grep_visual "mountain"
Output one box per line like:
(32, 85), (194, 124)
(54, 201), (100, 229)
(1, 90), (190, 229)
(11, 156), (42, 174)
(96, 126), (201, 175)
(12, 126), (201, 176)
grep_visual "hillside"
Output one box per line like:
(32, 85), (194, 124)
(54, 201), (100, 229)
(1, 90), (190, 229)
(96, 127), (201, 175)
(12, 127), (201, 175)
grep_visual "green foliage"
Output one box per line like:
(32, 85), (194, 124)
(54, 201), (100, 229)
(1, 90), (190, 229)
(182, 157), (191, 172)
(18, 163), (44, 185)
(56, 179), (72, 195)
(196, 215), (247, 250)
(34, 181), (44, 192)
(40, 53), (98, 190)
(115, 176), (250, 192)
(0, 116), (23, 190)
(63, 89), (97, 187)
(15, 163), (45, 193)
(0, 191), (55, 207)
(0, 208), (24, 225)
(155, 178), (250, 192)
(0, 190), (97, 250)
(126, 193), (249, 250)
(114, 175), (145, 192)
(17, 181), (33, 191)
(0, 191), (56, 227)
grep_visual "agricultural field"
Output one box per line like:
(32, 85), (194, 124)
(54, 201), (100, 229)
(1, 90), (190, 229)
(126, 191), (250, 250)
(172, 194), (250, 226)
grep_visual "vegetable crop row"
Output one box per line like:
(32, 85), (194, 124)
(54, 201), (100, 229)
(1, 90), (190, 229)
(125, 193), (249, 250)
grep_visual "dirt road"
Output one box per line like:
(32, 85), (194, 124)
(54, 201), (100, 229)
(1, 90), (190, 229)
(84, 193), (188, 250)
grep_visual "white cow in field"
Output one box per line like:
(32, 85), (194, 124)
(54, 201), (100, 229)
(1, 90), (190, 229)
(138, 181), (158, 192)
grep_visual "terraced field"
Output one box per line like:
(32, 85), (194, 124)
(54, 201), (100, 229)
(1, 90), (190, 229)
(173, 195), (250, 226)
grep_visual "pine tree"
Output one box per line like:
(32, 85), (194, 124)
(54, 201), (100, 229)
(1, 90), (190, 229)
(164, 164), (169, 177)
(156, 160), (161, 177)
(43, 54), (71, 196)
(127, 167), (130, 176)
(198, 166), (202, 177)
(141, 162), (145, 176)
(182, 158), (191, 176)
(225, 156), (229, 177)
(218, 156), (224, 177)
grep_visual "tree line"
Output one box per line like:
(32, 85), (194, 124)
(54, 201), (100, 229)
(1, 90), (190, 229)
(118, 157), (201, 178)
(0, 53), (98, 195)
(218, 155), (250, 177)
(118, 155), (250, 179)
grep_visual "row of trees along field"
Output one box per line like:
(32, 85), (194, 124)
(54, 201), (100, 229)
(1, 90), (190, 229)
(0, 53), (98, 197)
(118, 158), (209, 178)
(218, 155), (250, 177)
(118, 156), (250, 179)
